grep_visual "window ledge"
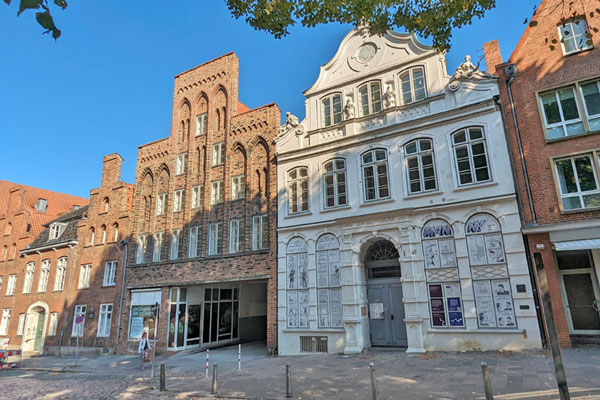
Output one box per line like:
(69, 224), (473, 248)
(559, 205), (600, 215)
(284, 211), (312, 219)
(102, 285), (117, 288)
(562, 46), (594, 57)
(321, 205), (352, 214)
(282, 328), (345, 333)
(453, 181), (498, 192)
(98, 211), (108, 216)
(546, 129), (600, 144)
(427, 328), (520, 333)
(406, 190), (442, 199)
(359, 198), (395, 208)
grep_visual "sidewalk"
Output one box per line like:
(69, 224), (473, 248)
(4, 343), (600, 399)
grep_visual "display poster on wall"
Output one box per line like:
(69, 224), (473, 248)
(298, 253), (309, 288)
(317, 289), (330, 327)
(287, 291), (298, 328)
(130, 317), (144, 338)
(445, 282), (464, 327)
(329, 250), (340, 287)
(473, 280), (497, 328)
(288, 237), (308, 253)
(492, 279), (516, 327)
(439, 239), (457, 268)
(287, 255), (297, 289)
(429, 284), (447, 327)
(369, 303), (384, 319)
(330, 288), (343, 327)
(298, 290), (309, 328)
(485, 234), (506, 264)
(467, 236), (486, 266)
(129, 305), (157, 339)
(316, 233), (338, 251)
(423, 240), (440, 269)
(317, 251), (329, 287)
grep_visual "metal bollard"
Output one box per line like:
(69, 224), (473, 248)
(481, 362), (494, 400)
(211, 364), (218, 395)
(159, 362), (166, 392)
(285, 362), (293, 398)
(369, 362), (378, 400)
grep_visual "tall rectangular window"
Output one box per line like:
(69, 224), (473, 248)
(136, 235), (147, 264)
(191, 185), (203, 209)
(361, 149), (390, 201)
(170, 229), (182, 260)
(231, 175), (246, 201)
(97, 304), (113, 337)
(23, 262), (35, 294)
(71, 305), (86, 337)
(152, 232), (163, 262)
(210, 180), (224, 205)
(405, 139), (437, 194)
(188, 226), (202, 258)
(212, 142), (225, 166)
(17, 313), (26, 336)
(288, 167), (309, 214)
(195, 113), (207, 136)
(0, 309), (11, 335)
(49, 313), (59, 336)
(156, 193), (167, 216)
(208, 222), (222, 256)
(540, 88), (585, 139)
(358, 81), (382, 117)
(78, 264), (92, 289)
(103, 261), (117, 287)
(176, 153), (187, 175)
(399, 67), (426, 105)
(54, 258), (67, 291)
(229, 219), (245, 254)
(322, 93), (343, 127)
(38, 259), (50, 292)
(452, 127), (491, 186)
(6, 275), (16, 296)
(580, 80), (600, 132)
(559, 18), (593, 55)
(323, 159), (347, 208)
(173, 189), (184, 212)
(252, 214), (268, 250)
(554, 154), (600, 210)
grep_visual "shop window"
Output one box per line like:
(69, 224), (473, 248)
(286, 237), (309, 328)
(202, 287), (240, 345)
(129, 290), (161, 340)
(422, 219), (464, 328)
(466, 213), (516, 329)
(316, 234), (342, 328)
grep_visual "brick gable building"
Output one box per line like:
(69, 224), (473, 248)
(485, 0), (600, 347)
(121, 53), (280, 354)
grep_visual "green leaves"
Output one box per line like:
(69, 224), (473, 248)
(5, 0), (66, 40)
(18, 0), (43, 16)
(36, 9), (61, 39)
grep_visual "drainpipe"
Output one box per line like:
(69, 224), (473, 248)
(505, 66), (537, 225)
(58, 243), (77, 355)
(116, 239), (129, 348)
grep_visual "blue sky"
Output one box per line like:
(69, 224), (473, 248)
(0, 1), (538, 198)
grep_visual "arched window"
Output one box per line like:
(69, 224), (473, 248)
(361, 148), (389, 201)
(452, 127), (491, 186)
(89, 227), (95, 246)
(316, 234), (342, 328)
(286, 237), (309, 328)
(358, 81), (382, 117)
(5, 223), (12, 236)
(54, 257), (67, 291)
(288, 167), (308, 214)
(422, 219), (464, 328)
(216, 109), (221, 130)
(404, 138), (436, 194)
(101, 225), (107, 244)
(2, 245), (7, 261)
(399, 66), (426, 105)
(113, 223), (119, 242)
(365, 240), (400, 279)
(38, 259), (51, 293)
(11, 243), (16, 259)
(103, 197), (109, 213)
(221, 106), (227, 129)
(322, 159), (347, 208)
(23, 262), (35, 294)
(465, 213), (516, 329)
(321, 93), (342, 127)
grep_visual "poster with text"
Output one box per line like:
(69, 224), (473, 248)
(330, 288), (343, 327)
(444, 282), (461, 298)
(492, 279), (515, 328)
(473, 280), (497, 328)
(423, 240), (440, 269)
(329, 250), (340, 286)
(485, 234), (506, 264)
(317, 289), (330, 328)
(317, 251), (329, 288)
(287, 255), (297, 289)
(287, 291), (298, 328)
(467, 236), (486, 266)
(298, 253), (309, 288)
(298, 290), (309, 328)
(439, 239), (457, 267)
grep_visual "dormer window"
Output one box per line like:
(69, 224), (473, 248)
(399, 67), (426, 105)
(559, 18), (593, 56)
(322, 93), (342, 127)
(36, 198), (48, 212)
(358, 81), (382, 117)
(49, 223), (65, 240)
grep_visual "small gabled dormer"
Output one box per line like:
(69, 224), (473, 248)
(48, 222), (66, 241)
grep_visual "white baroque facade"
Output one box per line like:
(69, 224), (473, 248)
(275, 28), (542, 354)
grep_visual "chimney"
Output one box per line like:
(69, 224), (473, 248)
(101, 153), (124, 187)
(483, 40), (503, 75)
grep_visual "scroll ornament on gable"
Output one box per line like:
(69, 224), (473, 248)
(278, 112), (305, 137)
(448, 55), (495, 91)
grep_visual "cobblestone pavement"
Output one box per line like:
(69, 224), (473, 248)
(2, 343), (600, 399)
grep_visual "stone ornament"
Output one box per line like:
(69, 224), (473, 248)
(279, 112), (303, 136)
(384, 85), (396, 108)
(449, 55), (495, 91)
(344, 98), (355, 120)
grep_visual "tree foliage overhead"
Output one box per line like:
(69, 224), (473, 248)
(4, 0), (65, 39)
(226, 0), (496, 50)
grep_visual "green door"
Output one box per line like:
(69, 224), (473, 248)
(33, 312), (45, 351)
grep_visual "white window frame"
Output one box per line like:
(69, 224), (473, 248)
(173, 189), (184, 212)
(210, 180), (224, 205)
(321, 93), (343, 127)
(322, 159), (347, 209)
(195, 113), (207, 136)
(539, 87), (585, 139)
(170, 229), (182, 260)
(399, 66), (427, 105)
(191, 185), (203, 209)
(72, 305), (86, 337)
(136, 234), (147, 264)
(404, 138), (437, 195)
(97, 303), (113, 337)
(54, 257), (67, 291)
(208, 222), (222, 256)
(103, 261), (117, 287)
(88, 228), (95, 246)
(559, 18), (593, 56)
(358, 81), (383, 117)
(113, 223), (119, 242)
(23, 262), (35, 294)
(176, 153), (187, 175)
(252, 214), (268, 251)
(6, 275), (16, 296)
(17, 313), (26, 336)
(37, 259), (51, 293)
(229, 219), (244, 254)
(156, 193), (167, 216)
(231, 175), (246, 201)
(361, 148), (390, 202)
(212, 142), (225, 166)
(554, 152), (600, 211)
(49, 312), (59, 336)
(152, 232), (163, 262)
(452, 127), (492, 186)
(188, 226), (201, 258)
(288, 167), (309, 214)
(0, 309), (11, 336)
(101, 225), (107, 244)
(78, 264), (92, 289)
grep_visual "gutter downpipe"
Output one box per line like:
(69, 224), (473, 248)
(116, 239), (129, 347)
(58, 243), (77, 355)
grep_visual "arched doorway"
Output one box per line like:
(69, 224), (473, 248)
(24, 302), (48, 353)
(365, 240), (407, 347)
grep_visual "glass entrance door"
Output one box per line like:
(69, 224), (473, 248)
(202, 287), (240, 346)
(168, 288), (188, 350)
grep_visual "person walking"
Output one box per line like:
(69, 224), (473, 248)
(138, 331), (151, 370)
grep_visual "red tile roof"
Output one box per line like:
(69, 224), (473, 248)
(237, 101), (251, 115)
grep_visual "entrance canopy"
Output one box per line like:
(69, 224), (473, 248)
(554, 239), (600, 251)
